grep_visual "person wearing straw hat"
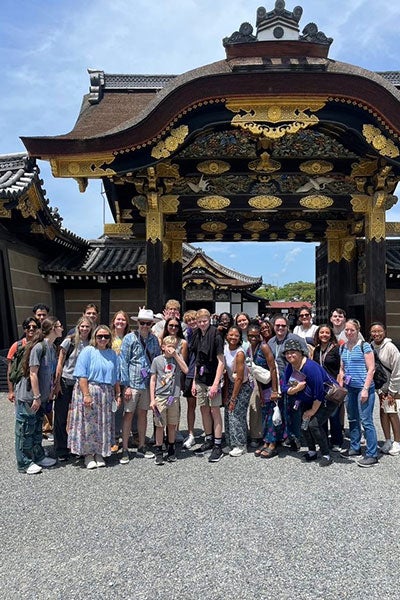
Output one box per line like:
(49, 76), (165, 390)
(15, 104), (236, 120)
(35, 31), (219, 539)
(119, 308), (161, 463)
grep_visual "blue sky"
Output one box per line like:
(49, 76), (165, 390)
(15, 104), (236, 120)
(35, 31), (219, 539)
(1, 0), (400, 285)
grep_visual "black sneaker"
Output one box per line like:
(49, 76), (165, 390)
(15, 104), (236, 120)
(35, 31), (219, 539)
(155, 452), (164, 466)
(302, 452), (318, 462)
(319, 456), (333, 467)
(193, 439), (214, 454)
(208, 445), (223, 463)
(167, 444), (177, 462)
(357, 456), (378, 468)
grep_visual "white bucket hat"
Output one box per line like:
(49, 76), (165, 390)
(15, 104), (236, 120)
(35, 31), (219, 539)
(131, 308), (161, 322)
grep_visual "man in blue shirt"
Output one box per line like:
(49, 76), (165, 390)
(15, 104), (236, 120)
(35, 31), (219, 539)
(119, 309), (161, 463)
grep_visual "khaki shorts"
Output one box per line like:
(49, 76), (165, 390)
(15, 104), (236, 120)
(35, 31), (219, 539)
(195, 382), (222, 408)
(153, 395), (180, 427)
(381, 397), (400, 414)
(123, 388), (150, 412)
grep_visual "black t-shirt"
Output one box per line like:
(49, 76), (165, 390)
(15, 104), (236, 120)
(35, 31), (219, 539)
(192, 325), (224, 386)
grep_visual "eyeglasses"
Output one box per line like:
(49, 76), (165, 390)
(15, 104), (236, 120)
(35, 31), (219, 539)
(27, 325), (38, 330)
(299, 314), (310, 318)
(96, 334), (110, 340)
(168, 324), (179, 328)
(275, 324), (287, 328)
(139, 321), (152, 326)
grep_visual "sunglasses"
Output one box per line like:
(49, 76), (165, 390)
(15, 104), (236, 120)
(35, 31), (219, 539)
(139, 321), (152, 326)
(168, 324), (179, 328)
(27, 325), (38, 330)
(300, 314), (310, 318)
(96, 334), (110, 340)
(275, 324), (287, 328)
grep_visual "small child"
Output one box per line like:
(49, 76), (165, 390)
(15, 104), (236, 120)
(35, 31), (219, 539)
(150, 335), (188, 465)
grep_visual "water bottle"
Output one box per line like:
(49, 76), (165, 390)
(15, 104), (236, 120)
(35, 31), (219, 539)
(301, 417), (310, 430)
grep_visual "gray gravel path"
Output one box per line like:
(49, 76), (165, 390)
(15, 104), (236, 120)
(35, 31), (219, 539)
(0, 392), (399, 600)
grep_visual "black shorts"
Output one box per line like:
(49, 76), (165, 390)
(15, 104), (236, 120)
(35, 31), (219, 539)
(182, 377), (194, 398)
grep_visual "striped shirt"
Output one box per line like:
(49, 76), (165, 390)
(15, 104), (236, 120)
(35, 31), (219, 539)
(341, 341), (373, 389)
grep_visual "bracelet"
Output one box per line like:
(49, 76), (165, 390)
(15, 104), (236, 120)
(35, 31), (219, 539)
(84, 393), (91, 398)
(362, 386), (368, 391)
(33, 394), (41, 400)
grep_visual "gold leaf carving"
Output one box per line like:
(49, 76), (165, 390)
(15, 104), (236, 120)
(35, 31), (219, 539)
(0, 202), (11, 218)
(160, 196), (180, 214)
(151, 126), (189, 159)
(226, 98), (326, 139)
(201, 221), (227, 233)
(103, 223), (133, 236)
(248, 152), (281, 173)
(243, 221), (269, 232)
(350, 195), (371, 213)
(350, 158), (378, 178)
(299, 160), (333, 175)
(197, 160), (230, 175)
(197, 196), (231, 210)
(17, 196), (36, 219)
(362, 125), (399, 158)
(386, 222), (400, 236)
(156, 162), (180, 179)
(285, 220), (311, 232)
(299, 195), (333, 210)
(165, 221), (186, 241)
(248, 196), (282, 209)
(146, 211), (163, 243)
(50, 154), (116, 178)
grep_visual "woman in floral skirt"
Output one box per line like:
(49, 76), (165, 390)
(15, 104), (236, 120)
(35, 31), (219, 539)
(68, 325), (121, 469)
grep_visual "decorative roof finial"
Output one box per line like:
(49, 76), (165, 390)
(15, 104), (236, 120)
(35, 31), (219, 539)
(223, 1), (333, 48)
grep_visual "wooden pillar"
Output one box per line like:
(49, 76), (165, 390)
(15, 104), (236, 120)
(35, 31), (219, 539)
(325, 222), (357, 314)
(145, 203), (164, 312)
(164, 222), (186, 308)
(364, 200), (386, 329)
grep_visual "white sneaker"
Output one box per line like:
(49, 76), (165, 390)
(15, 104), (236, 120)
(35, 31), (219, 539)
(183, 433), (195, 449)
(84, 454), (97, 469)
(37, 456), (57, 468)
(331, 445), (341, 453)
(381, 440), (393, 454)
(95, 454), (106, 467)
(26, 463), (42, 475)
(388, 441), (400, 456)
(229, 447), (244, 457)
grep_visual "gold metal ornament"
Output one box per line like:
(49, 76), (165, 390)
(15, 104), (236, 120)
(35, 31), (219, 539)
(160, 196), (180, 214)
(197, 160), (231, 175)
(299, 195), (333, 210)
(151, 126), (189, 159)
(248, 196), (282, 209)
(243, 221), (269, 232)
(103, 223), (133, 236)
(350, 158), (379, 178)
(50, 154), (116, 178)
(285, 220), (312, 232)
(362, 125), (399, 158)
(299, 160), (334, 175)
(248, 152), (281, 173)
(201, 221), (227, 233)
(197, 196), (231, 210)
(0, 202), (11, 218)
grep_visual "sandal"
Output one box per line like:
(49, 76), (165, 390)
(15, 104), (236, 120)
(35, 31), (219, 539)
(254, 444), (268, 457)
(260, 447), (278, 459)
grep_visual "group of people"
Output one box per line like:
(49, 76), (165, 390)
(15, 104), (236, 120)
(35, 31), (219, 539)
(6, 300), (400, 473)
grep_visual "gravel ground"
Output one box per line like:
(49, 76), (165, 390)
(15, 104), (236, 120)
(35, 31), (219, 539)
(0, 392), (399, 600)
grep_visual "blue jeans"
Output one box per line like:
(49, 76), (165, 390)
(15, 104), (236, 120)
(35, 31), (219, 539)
(346, 386), (378, 458)
(15, 400), (45, 471)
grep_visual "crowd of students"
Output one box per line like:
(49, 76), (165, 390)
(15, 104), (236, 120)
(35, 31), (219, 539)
(6, 300), (400, 473)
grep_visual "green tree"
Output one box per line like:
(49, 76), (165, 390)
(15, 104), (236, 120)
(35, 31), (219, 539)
(255, 281), (315, 303)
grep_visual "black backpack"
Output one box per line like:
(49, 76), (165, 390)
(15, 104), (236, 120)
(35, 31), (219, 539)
(361, 342), (391, 389)
(9, 341), (46, 386)
(9, 341), (25, 385)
